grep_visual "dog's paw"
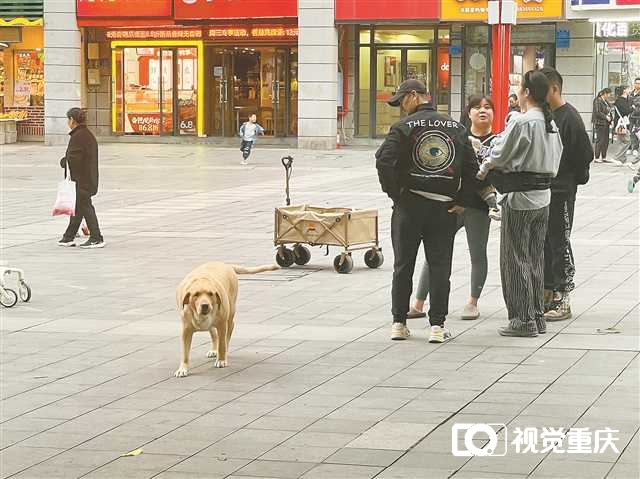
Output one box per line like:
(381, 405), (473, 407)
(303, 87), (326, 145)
(214, 359), (227, 368)
(206, 350), (217, 358)
(174, 367), (190, 378)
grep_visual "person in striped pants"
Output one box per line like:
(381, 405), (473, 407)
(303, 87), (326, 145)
(477, 70), (563, 337)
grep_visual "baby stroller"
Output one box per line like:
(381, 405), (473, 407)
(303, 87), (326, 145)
(0, 267), (32, 308)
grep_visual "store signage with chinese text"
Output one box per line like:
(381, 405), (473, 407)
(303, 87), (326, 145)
(174, 0), (297, 20)
(335, 0), (439, 21)
(207, 27), (298, 39)
(76, 0), (172, 18)
(106, 29), (202, 40)
(105, 26), (298, 41)
(441, 0), (563, 21)
(595, 22), (640, 39)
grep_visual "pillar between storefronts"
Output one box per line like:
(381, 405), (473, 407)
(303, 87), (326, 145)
(44, 0), (82, 146)
(298, 0), (339, 150)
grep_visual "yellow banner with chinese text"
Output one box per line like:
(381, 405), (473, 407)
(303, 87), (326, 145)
(440, 0), (563, 21)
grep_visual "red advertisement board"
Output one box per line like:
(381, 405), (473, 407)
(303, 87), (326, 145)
(617, 0), (640, 5)
(76, 0), (172, 17)
(336, 0), (439, 21)
(174, 0), (297, 20)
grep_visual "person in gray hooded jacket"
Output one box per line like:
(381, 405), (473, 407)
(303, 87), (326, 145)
(478, 69), (563, 337)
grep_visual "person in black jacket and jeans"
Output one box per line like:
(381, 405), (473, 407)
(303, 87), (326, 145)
(540, 67), (593, 321)
(57, 108), (105, 248)
(592, 88), (613, 163)
(376, 79), (486, 343)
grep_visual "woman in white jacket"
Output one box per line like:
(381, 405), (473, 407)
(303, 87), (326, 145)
(478, 70), (563, 337)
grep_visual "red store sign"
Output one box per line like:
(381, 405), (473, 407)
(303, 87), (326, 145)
(76, 0), (172, 18)
(174, 0), (297, 20)
(335, 0), (439, 21)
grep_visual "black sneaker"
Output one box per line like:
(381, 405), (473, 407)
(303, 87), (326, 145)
(58, 238), (76, 247)
(79, 238), (105, 249)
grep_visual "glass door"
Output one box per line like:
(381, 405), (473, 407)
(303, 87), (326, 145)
(373, 47), (433, 136)
(272, 48), (288, 137)
(122, 47), (161, 135)
(289, 48), (298, 136)
(375, 49), (401, 136)
(160, 49), (174, 135)
(210, 49), (234, 137)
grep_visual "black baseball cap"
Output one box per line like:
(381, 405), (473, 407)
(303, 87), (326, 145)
(387, 79), (428, 107)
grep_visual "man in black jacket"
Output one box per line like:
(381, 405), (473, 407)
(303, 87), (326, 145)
(376, 79), (484, 343)
(58, 108), (105, 248)
(629, 77), (640, 155)
(540, 67), (593, 320)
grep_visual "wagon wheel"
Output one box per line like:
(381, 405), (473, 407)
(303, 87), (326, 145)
(293, 244), (311, 265)
(276, 247), (295, 267)
(333, 254), (353, 274)
(364, 249), (384, 269)
(0, 288), (18, 308)
(19, 281), (32, 302)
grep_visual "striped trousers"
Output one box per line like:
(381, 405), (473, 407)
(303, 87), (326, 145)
(501, 204), (549, 334)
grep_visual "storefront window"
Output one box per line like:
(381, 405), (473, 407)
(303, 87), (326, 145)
(509, 45), (554, 95)
(177, 48), (197, 135)
(596, 41), (640, 92)
(464, 47), (489, 99)
(375, 49), (401, 136)
(359, 29), (371, 44)
(13, 50), (44, 107)
(115, 46), (198, 136)
(374, 28), (434, 44)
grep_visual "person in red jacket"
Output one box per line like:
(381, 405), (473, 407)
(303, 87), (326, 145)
(57, 108), (105, 249)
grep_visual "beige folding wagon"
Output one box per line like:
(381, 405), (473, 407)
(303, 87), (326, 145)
(274, 205), (383, 274)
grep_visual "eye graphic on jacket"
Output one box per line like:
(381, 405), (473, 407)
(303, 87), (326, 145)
(413, 131), (455, 173)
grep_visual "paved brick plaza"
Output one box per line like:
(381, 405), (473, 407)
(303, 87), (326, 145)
(1, 143), (638, 478)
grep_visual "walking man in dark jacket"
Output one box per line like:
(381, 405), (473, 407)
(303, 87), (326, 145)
(376, 79), (485, 343)
(58, 108), (105, 248)
(629, 77), (640, 155)
(540, 67), (593, 320)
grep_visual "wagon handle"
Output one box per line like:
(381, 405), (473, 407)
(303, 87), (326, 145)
(282, 155), (294, 206)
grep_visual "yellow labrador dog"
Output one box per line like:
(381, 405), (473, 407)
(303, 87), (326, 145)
(174, 262), (278, 377)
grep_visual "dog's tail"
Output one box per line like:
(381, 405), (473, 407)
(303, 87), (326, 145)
(232, 264), (280, 274)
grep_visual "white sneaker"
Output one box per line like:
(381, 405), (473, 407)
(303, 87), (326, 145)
(428, 325), (452, 343)
(460, 303), (480, 320)
(241, 159), (248, 165)
(602, 158), (622, 165)
(633, 150), (639, 157)
(390, 322), (410, 341)
(594, 158), (604, 163)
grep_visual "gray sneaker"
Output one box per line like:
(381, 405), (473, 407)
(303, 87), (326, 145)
(80, 239), (106, 249)
(390, 322), (410, 340)
(460, 303), (480, 320)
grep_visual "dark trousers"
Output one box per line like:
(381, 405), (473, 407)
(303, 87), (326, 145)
(391, 194), (457, 326)
(63, 190), (102, 242)
(544, 189), (576, 293)
(594, 124), (610, 159)
(240, 140), (253, 159)
(630, 120), (640, 151)
(501, 204), (549, 333)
